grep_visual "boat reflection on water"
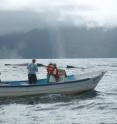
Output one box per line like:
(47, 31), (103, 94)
(0, 90), (100, 105)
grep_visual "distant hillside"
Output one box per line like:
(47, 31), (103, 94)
(0, 27), (117, 58)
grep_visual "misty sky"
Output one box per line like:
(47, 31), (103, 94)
(0, 0), (117, 58)
(0, 0), (117, 35)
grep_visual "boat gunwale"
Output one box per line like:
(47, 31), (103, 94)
(0, 73), (103, 88)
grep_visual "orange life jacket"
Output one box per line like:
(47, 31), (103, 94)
(47, 65), (54, 75)
(47, 65), (59, 81)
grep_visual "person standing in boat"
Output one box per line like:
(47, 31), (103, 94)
(47, 63), (55, 83)
(27, 59), (38, 84)
(47, 63), (59, 83)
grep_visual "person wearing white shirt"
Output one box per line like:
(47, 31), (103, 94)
(27, 59), (38, 84)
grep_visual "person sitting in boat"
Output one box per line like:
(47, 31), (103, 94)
(47, 63), (59, 83)
(27, 59), (38, 84)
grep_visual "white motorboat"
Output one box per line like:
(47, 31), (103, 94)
(0, 71), (105, 97)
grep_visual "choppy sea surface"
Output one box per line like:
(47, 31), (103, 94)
(0, 58), (117, 124)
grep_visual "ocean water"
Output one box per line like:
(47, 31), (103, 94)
(0, 58), (117, 124)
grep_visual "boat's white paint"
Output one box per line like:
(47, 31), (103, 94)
(0, 71), (105, 97)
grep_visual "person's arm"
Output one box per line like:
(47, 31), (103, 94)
(27, 64), (30, 69)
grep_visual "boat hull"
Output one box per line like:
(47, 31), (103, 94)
(0, 72), (104, 97)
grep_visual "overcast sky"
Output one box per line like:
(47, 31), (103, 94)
(0, 0), (117, 35)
